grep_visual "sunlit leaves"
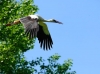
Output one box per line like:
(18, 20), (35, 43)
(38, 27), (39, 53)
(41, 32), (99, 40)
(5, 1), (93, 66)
(0, 0), (38, 73)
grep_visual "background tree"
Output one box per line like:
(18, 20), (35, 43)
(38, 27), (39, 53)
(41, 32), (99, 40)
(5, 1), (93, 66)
(0, 0), (76, 74)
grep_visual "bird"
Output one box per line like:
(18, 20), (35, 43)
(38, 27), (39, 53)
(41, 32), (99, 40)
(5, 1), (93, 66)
(6, 14), (63, 50)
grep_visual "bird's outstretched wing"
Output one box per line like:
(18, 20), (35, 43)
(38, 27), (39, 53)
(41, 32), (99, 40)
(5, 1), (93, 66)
(37, 22), (53, 50)
(19, 16), (39, 39)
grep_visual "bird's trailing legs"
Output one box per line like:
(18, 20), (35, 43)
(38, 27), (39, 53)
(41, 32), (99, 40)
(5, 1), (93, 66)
(6, 20), (20, 26)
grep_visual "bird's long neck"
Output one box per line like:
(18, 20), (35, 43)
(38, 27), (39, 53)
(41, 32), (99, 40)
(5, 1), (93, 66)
(43, 19), (53, 22)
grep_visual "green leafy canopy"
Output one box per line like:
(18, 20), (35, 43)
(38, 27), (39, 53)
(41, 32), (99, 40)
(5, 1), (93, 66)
(0, 0), (38, 73)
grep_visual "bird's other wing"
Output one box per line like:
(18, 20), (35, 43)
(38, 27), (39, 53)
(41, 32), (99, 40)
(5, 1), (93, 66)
(19, 16), (39, 39)
(37, 22), (53, 50)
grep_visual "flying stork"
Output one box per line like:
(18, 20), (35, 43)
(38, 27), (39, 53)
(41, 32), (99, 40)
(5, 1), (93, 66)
(6, 14), (63, 50)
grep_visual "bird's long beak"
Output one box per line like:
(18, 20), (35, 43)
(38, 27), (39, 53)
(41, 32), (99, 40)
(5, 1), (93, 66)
(53, 19), (63, 24)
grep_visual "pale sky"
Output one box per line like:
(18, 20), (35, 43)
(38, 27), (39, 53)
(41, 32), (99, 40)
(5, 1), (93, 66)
(24, 0), (100, 74)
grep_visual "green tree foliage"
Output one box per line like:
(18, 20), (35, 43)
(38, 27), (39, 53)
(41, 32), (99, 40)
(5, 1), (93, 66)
(0, 0), (76, 74)
(35, 54), (76, 74)
(0, 0), (38, 73)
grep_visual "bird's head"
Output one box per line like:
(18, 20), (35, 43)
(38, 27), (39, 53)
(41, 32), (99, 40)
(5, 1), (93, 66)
(49, 19), (63, 24)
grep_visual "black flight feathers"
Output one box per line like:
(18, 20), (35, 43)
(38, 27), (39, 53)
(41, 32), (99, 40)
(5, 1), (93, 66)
(37, 25), (53, 50)
(25, 25), (53, 50)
